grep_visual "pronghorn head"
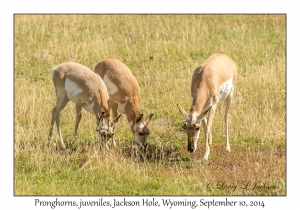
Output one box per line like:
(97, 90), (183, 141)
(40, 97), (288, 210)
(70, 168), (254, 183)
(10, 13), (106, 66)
(133, 113), (153, 149)
(97, 112), (121, 146)
(177, 104), (209, 153)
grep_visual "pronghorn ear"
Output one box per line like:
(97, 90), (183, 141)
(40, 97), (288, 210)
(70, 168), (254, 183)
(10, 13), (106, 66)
(136, 114), (144, 123)
(112, 114), (122, 126)
(196, 109), (210, 123)
(144, 114), (153, 125)
(177, 104), (190, 121)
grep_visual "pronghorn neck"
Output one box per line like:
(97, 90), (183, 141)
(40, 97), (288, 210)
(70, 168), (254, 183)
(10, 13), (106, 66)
(190, 83), (210, 121)
(126, 104), (142, 133)
(99, 96), (110, 118)
(91, 90), (110, 119)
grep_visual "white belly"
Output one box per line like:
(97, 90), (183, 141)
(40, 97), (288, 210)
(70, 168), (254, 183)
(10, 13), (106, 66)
(219, 77), (233, 101)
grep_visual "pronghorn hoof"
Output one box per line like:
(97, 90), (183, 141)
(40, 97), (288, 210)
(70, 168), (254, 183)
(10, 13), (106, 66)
(108, 141), (116, 148)
(99, 143), (109, 151)
(226, 147), (231, 153)
(58, 143), (66, 151)
(69, 145), (76, 155)
(202, 158), (209, 165)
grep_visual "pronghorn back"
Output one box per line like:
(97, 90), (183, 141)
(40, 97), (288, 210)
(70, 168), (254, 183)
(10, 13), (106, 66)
(94, 58), (141, 102)
(52, 62), (110, 118)
(191, 53), (237, 95)
(190, 53), (237, 115)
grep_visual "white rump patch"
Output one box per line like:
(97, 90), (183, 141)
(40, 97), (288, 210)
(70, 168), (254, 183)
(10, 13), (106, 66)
(103, 75), (118, 95)
(219, 77), (233, 101)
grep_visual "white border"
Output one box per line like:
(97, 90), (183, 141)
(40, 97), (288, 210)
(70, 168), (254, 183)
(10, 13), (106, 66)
(2, 1), (296, 209)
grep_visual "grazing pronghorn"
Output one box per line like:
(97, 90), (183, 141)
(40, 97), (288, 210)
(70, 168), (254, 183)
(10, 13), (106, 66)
(94, 58), (153, 148)
(48, 62), (121, 151)
(177, 53), (238, 161)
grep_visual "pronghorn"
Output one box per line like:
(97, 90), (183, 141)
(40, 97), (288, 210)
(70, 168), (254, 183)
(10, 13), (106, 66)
(48, 62), (121, 151)
(94, 58), (153, 149)
(177, 53), (238, 161)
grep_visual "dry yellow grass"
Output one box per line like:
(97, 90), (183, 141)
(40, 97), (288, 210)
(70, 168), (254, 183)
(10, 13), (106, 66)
(14, 14), (285, 195)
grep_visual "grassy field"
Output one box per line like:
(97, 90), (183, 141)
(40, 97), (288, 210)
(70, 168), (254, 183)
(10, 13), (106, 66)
(14, 14), (286, 195)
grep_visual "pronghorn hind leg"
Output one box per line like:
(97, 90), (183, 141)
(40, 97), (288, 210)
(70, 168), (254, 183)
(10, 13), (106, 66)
(48, 106), (57, 146)
(224, 86), (234, 153)
(54, 95), (69, 151)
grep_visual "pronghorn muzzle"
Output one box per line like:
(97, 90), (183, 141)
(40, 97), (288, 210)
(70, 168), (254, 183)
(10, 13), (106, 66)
(134, 113), (153, 149)
(182, 122), (201, 153)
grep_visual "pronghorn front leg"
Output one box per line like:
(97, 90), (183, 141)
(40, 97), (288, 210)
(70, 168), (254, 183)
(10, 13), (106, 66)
(48, 95), (69, 150)
(202, 116), (213, 145)
(203, 104), (217, 161)
(48, 106), (56, 146)
(110, 100), (118, 148)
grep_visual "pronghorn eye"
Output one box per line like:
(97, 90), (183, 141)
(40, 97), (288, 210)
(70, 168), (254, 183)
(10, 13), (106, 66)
(182, 123), (187, 130)
(194, 124), (200, 131)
